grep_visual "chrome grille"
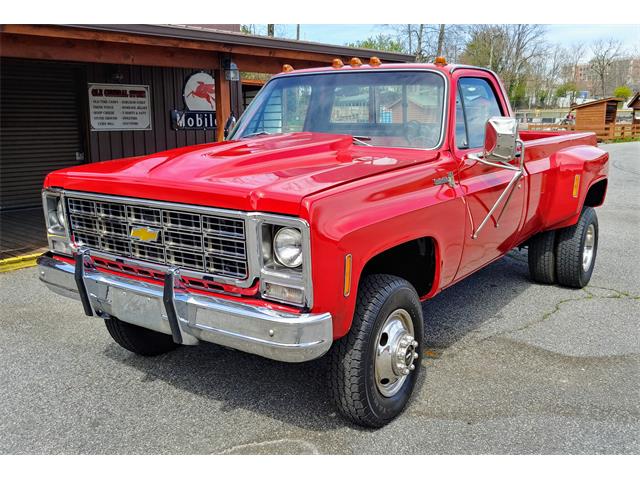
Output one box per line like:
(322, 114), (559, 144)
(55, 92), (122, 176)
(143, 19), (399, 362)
(66, 195), (248, 280)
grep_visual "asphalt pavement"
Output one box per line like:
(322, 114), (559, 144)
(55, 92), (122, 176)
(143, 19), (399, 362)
(1, 142), (638, 454)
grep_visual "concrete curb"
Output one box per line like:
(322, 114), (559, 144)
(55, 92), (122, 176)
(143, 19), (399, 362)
(0, 253), (42, 273)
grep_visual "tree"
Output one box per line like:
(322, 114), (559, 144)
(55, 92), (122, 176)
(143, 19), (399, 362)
(388, 24), (466, 62)
(589, 39), (623, 97)
(267, 24), (275, 37)
(436, 24), (445, 57)
(556, 81), (579, 105)
(614, 85), (633, 100)
(460, 24), (547, 99)
(347, 34), (404, 53)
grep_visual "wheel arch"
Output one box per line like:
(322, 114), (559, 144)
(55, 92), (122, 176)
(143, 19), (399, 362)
(357, 235), (440, 300)
(584, 178), (608, 208)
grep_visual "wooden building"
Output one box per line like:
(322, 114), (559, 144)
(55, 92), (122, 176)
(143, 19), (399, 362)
(0, 24), (413, 211)
(628, 92), (640, 124)
(571, 97), (624, 141)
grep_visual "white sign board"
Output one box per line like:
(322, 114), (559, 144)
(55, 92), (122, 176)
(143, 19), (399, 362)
(88, 83), (151, 131)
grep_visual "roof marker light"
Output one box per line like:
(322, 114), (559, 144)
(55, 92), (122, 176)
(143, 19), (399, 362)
(369, 56), (382, 67)
(282, 64), (294, 73)
(350, 57), (363, 67)
(332, 58), (344, 68)
(434, 56), (447, 66)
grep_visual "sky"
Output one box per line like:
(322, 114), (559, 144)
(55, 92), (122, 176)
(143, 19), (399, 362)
(269, 24), (639, 53)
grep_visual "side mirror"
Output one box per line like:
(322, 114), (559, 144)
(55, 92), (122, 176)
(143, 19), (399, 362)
(224, 113), (237, 139)
(483, 116), (518, 164)
(467, 116), (525, 240)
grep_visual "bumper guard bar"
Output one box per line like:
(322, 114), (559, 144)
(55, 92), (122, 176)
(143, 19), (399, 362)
(38, 251), (332, 362)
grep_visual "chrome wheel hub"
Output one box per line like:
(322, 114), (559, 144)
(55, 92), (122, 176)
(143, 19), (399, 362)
(374, 308), (419, 397)
(582, 224), (595, 272)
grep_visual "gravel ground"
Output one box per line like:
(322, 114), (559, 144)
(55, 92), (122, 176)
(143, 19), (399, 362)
(0, 142), (638, 454)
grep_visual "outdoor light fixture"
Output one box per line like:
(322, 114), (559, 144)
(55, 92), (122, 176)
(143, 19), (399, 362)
(223, 59), (240, 82)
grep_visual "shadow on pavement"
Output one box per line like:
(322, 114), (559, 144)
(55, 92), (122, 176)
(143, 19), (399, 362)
(104, 248), (533, 431)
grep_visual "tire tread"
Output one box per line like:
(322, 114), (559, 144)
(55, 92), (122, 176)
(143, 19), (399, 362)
(329, 274), (421, 428)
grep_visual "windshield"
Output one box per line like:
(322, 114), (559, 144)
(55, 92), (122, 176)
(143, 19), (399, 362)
(231, 70), (446, 149)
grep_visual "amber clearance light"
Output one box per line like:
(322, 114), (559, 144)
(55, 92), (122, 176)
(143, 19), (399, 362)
(369, 56), (382, 67)
(332, 58), (344, 68)
(350, 57), (363, 67)
(282, 64), (294, 73)
(434, 56), (448, 66)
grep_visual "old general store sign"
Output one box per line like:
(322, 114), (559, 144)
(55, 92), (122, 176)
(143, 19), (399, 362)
(88, 83), (151, 131)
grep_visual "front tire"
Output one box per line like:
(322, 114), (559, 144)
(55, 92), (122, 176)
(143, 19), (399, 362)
(329, 274), (424, 428)
(105, 316), (179, 356)
(556, 207), (599, 288)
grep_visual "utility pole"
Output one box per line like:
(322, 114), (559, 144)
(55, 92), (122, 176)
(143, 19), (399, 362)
(267, 24), (275, 37)
(296, 24), (300, 41)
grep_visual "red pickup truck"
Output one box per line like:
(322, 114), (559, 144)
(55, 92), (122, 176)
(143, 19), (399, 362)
(38, 60), (608, 427)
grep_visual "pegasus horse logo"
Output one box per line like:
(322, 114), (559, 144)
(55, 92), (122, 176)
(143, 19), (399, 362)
(186, 81), (215, 109)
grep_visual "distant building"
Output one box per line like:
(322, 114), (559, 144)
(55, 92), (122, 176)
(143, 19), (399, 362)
(563, 56), (640, 98)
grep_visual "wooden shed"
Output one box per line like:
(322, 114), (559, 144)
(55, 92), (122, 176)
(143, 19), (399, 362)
(571, 97), (624, 140)
(628, 92), (640, 125)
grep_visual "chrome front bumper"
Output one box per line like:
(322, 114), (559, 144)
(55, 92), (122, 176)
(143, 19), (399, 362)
(37, 251), (332, 362)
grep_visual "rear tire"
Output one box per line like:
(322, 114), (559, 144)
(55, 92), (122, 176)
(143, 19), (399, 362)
(528, 230), (557, 284)
(105, 316), (179, 356)
(556, 207), (599, 288)
(329, 274), (423, 428)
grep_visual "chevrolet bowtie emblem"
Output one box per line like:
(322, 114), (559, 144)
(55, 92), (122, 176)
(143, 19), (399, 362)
(130, 225), (160, 243)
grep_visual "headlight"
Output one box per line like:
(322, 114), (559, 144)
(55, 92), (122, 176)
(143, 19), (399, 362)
(43, 190), (72, 255)
(56, 200), (66, 228)
(273, 227), (303, 268)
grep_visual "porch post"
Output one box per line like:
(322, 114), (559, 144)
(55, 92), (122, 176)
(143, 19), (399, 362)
(214, 62), (231, 142)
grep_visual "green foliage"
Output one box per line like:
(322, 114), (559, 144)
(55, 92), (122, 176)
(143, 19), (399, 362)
(509, 81), (528, 109)
(347, 34), (405, 53)
(613, 85), (633, 100)
(556, 82), (578, 98)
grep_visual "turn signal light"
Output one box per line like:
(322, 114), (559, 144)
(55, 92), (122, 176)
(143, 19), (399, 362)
(332, 58), (344, 68)
(369, 56), (382, 67)
(343, 254), (353, 297)
(350, 57), (363, 67)
(434, 56), (447, 66)
(282, 64), (294, 73)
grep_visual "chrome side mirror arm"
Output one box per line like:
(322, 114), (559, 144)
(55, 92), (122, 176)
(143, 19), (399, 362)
(467, 139), (525, 239)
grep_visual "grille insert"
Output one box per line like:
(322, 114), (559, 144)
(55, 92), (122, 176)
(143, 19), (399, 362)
(66, 196), (248, 280)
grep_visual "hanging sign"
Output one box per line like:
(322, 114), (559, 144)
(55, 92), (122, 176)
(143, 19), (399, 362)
(88, 83), (151, 131)
(171, 71), (217, 131)
(171, 110), (216, 130)
(183, 72), (216, 111)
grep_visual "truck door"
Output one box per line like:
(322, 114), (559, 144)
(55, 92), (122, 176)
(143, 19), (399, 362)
(452, 72), (526, 280)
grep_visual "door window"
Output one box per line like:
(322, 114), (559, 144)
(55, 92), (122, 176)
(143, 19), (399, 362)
(456, 77), (503, 149)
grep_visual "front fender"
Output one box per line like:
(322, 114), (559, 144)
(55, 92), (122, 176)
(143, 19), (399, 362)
(302, 164), (466, 339)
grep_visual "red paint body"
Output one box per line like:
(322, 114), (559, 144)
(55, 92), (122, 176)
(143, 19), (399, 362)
(45, 64), (609, 340)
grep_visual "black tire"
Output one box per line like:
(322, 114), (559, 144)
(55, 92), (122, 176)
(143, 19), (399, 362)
(528, 230), (557, 284)
(556, 207), (599, 288)
(104, 316), (179, 356)
(329, 274), (424, 428)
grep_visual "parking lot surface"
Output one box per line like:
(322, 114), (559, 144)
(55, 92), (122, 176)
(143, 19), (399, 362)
(1, 142), (638, 454)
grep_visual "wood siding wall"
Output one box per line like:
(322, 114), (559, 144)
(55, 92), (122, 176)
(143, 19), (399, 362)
(86, 63), (218, 163)
(575, 103), (606, 130)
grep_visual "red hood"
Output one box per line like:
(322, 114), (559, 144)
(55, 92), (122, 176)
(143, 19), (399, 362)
(45, 132), (438, 215)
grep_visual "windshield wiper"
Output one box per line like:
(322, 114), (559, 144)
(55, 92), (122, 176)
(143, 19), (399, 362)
(242, 131), (271, 138)
(352, 135), (372, 146)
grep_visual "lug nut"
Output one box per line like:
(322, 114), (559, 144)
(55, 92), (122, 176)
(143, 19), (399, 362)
(412, 340), (418, 347)
(409, 364), (415, 371)
(413, 352), (419, 359)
